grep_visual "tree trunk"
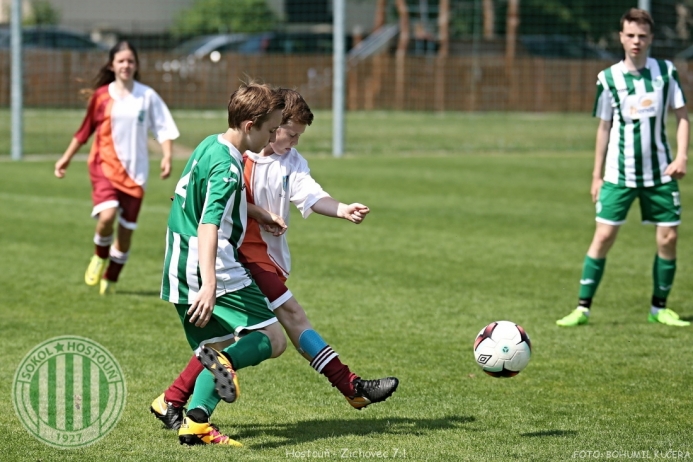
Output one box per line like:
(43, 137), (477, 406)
(435, 0), (450, 112)
(483, 0), (495, 40)
(394, 0), (410, 110)
(506, 0), (519, 65)
(374, 0), (387, 30)
(506, 0), (520, 109)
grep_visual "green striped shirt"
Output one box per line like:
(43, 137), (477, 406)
(593, 58), (686, 188)
(161, 134), (251, 304)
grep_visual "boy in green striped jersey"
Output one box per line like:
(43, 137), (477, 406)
(557, 8), (690, 328)
(161, 83), (288, 446)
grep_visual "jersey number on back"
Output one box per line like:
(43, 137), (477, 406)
(174, 160), (198, 206)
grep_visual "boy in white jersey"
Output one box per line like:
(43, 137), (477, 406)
(161, 83), (289, 446)
(151, 89), (398, 432)
(557, 8), (690, 327)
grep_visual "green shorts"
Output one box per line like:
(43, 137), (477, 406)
(596, 181), (681, 226)
(175, 281), (277, 350)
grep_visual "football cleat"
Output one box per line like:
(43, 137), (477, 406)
(178, 417), (242, 446)
(197, 346), (240, 403)
(85, 255), (108, 286)
(150, 393), (185, 430)
(346, 377), (399, 410)
(99, 279), (116, 295)
(556, 308), (589, 327)
(648, 309), (690, 327)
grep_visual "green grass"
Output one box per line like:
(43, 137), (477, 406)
(1, 109), (605, 156)
(1, 115), (693, 460)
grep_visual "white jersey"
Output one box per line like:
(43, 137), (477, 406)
(76, 81), (180, 198)
(242, 148), (330, 277)
(593, 58), (686, 188)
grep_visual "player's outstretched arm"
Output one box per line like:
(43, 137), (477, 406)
(665, 106), (689, 180)
(247, 203), (287, 236)
(54, 137), (84, 178)
(187, 223), (218, 328)
(312, 197), (370, 224)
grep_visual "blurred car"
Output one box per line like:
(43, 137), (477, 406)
(171, 33), (251, 61)
(0, 26), (106, 50)
(158, 31), (353, 80)
(519, 35), (616, 60)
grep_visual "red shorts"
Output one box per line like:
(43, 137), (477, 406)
(244, 262), (292, 310)
(89, 160), (142, 230)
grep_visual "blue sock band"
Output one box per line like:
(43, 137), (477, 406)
(298, 330), (328, 359)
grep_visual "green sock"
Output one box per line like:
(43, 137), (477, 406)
(188, 369), (220, 417)
(224, 331), (272, 371)
(653, 255), (676, 299)
(578, 256), (606, 300)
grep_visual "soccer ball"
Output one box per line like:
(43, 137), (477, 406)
(473, 321), (531, 378)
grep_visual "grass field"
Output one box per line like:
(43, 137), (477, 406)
(1, 112), (693, 461)
(0, 109), (604, 156)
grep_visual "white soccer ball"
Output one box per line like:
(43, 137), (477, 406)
(473, 321), (531, 378)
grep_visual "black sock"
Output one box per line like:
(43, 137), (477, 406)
(578, 298), (592, 309)
(651, 296), (666, 309)
(186, 408), (209, 423)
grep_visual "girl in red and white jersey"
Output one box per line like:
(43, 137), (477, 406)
(54, 41), (180, 295)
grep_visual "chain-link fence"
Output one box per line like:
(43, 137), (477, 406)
(2, 1), (693, 151)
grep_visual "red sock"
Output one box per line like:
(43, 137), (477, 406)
(164, 354), (204, 408)
(104, 261), (124, 282)
(320, 357), (359, 397)
(95, 245), (109, 259)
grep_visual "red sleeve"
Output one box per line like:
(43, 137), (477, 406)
(74, 87), (107, 143)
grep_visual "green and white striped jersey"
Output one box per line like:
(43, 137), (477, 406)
(161, 134), (251, 304)
(593, 58), (686, 188)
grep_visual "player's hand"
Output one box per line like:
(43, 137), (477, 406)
(665, 156), (687, 180)
(160, 157), (172, 179)
(54, 155), (71, 178)
(590, 178), (603, 203)
(258, 212), (287, 236)
(188, 285), (216, 328)
(341, 203), (370, 224)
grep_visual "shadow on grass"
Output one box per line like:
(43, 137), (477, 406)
(521, 430), (577, 438)
(230, 415), (474, 448)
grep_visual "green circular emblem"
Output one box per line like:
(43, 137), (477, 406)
(12, 336), (126, 449)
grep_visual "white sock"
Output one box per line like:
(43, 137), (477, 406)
(650, 306), (664, 316)
(576, 307), (590, 316)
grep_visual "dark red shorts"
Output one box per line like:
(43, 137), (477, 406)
(89, 160), (143, 229)
(244, 262), (292, 309)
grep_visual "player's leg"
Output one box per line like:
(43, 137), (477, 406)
(85, 207), (117, 286)
(85, 160), (119, 286)
(275, 297), (399, 409)
(169, 304), (242, 445)
(178, 286), (284, 445)
(641, 182), (688, 326)
(557, 182), (634, 326)
(100, 191), (143, 295)
(150, 336), (234, 430)
(249, 264), (398, 409)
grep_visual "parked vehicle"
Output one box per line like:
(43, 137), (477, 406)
(519, 35), (616, 60)
(158, 31), (353, 80)
(0, 26), (106, 50)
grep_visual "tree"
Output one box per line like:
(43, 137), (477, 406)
(172, 0), (279, 36)
(25, 0), (60, 26)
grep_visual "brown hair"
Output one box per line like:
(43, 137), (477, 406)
(227, 82), (285, 129)
(94, 41), (140, 88)
(80, 41), (140, 100)
(620, 8), (654, 32)
(279, 88), (314, 126)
